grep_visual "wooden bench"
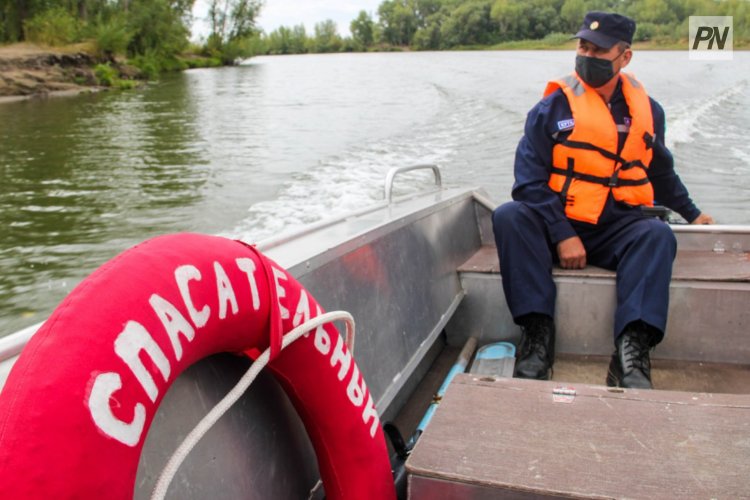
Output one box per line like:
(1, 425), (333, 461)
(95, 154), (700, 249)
(458, 245), (750, 282)
(407, 374), (750, 499)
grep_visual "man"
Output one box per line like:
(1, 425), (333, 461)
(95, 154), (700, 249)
(493, 11), (713, 389)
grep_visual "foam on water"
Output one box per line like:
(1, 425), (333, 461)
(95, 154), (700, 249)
(225, 83), (510, 244)
(731, 145), (750, 166)
(225, 142), (452, 244)
(666, 79), (747, 148)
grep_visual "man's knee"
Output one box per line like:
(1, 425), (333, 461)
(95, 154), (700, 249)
(493, 201), (520, 228)
(493, 201), (535, 234)
(642, 219), (677, 253)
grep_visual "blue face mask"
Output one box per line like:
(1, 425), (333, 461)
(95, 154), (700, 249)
(575, 54), (616, 88)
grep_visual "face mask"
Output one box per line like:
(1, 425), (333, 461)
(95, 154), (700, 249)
(575, 54), (618, 88)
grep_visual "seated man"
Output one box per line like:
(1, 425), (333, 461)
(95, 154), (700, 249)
(493, 11), (713, 388)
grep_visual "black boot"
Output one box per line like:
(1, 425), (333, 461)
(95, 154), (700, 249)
(606, 322), (658, 389)
(514, 314), (555, 380)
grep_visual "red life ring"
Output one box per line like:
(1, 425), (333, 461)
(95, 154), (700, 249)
(0, 233), (395, 499)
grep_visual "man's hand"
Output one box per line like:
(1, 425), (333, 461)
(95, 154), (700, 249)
(557, 236), (586, 269)
(691, 213), (714, 225)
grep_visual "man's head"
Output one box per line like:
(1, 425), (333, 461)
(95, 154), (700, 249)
(573, 12), (636, 88)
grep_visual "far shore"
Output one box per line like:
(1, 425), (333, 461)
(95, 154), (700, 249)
(1, 39), (745, 102)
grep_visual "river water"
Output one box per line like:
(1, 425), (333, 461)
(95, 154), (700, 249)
(1, 50), (749, 336)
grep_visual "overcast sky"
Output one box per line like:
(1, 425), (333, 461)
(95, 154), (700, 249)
(192, 0), (383, 40)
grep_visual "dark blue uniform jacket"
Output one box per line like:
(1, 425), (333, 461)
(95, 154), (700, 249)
(513, 78), (701, 244)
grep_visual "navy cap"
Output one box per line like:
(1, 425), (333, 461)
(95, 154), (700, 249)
(574, 11), (636, 48)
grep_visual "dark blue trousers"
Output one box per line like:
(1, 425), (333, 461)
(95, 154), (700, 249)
(492, 201), (677, 341)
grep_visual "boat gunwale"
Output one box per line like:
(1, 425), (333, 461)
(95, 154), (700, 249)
(0, 186), (484, 372)
(2, 188), (750, 371)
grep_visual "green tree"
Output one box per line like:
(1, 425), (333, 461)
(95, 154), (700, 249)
(350, 10), (374, 50)
(412, 0), (446, 25)
(90, 13), (132, 58)
(413, 11), (447, 49)
(289, 24), (308, 53)
(207, 0), (262, 45)
(378, 0), (418, 45)
(312, 19), (342, 53)
(266, 25), (293, 54)
(441, 0), (496, 47)
(1, 0), (39, 41)
(266, 23), (308, 54)
(24, 6), (79, 45)
(560, 0), (586, 33)
(627, 0), (678, 25)
(207, 0), (263, 62)
(491, 0), (564, 41)
(127, 0), (189, 58)
(729, 0), (750, 43)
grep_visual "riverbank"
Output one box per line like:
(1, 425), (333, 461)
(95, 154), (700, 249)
(1, 38), (744, 101)
(0, 42), (230, 102)
(0, 43), (142, 102)
(0, 43), (95, 100)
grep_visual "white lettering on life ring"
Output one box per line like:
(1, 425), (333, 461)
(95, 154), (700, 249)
(214, 261), (239, 319)
(149, 294), (195, 362)
(362, 393), (379, 438)
(272, 266), (290, 319)
(235, 258), (260, 311)
(89, 372), (146, 447)
(175, 265), (210, 327)
(292, 290), (332, 355)
(330, 333), (351, 381)
(114, 321), (171, 403)
(88, 256), (381, 445)
(293, 289), (311, 327)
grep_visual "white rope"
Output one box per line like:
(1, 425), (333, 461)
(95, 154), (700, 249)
(151, 311), (355, 500)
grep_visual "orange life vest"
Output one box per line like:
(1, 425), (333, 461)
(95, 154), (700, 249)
(544, 72), (655, 224)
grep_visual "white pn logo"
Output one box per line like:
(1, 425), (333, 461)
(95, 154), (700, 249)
(689, 16), (733, 60)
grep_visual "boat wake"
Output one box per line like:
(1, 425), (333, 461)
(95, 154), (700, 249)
(225, 86), (514, 244)
(667, 79), (748, 149)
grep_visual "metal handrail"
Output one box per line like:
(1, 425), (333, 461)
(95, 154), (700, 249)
(384, 165), (442, 203)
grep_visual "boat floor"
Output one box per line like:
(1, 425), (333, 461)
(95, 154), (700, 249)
(553, 353), (750, 394)
(395, 347), (750, 440)
(391, 344), (462, 444)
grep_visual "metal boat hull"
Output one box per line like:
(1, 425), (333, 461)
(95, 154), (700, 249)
(1, 178), (748, 498)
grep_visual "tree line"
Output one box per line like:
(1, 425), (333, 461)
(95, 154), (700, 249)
(1, 0), (747, 72)
(263, 0), (748, 54)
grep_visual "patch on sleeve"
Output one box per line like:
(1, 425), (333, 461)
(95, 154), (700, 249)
(557, 118), (575, 131)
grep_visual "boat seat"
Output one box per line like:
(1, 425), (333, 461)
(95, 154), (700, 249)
(458, 245), (750, 282)
(447, 244), (750, 363)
